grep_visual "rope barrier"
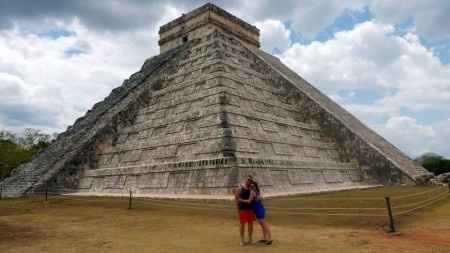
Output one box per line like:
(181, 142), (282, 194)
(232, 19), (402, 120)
(133, 197), (385, 212)
(133, 198), (234, 212)
(138, 186), (447, 218)
(27, 186), (448, 219)
(395, 193), (448, 216)
(274, 196), (384, 201)
(267, 206), (386, 211)
(126, 187), (442, 213)
(279, 187), (445, 202)
(266, 209), (387, 217)
(283, 187), (441, 204)
(131, 198), (386, 217)
(134, 198), (232, 209)
(134, 197), (387, 216)
(34, 193), (131, 203)
(392, 190), (448, 210)
(391, 187), (443, 200)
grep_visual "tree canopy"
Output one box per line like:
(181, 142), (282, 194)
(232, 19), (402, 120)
(420, 155), (450, 176)
(0, 129), (53, 180)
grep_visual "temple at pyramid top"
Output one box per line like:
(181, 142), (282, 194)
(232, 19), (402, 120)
(159, 3), (260, 53)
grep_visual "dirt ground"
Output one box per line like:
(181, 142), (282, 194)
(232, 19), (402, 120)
(1, 187), (449, 253)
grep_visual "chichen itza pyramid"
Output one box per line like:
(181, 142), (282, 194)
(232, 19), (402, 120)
(0, 3), (431, 198)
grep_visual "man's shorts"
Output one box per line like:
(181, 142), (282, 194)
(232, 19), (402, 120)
(239, 209), (255, 223)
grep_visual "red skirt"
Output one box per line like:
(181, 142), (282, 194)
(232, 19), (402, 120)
(239, 210), (255, 223)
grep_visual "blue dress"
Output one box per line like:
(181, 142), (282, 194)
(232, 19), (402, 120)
(251, 192), (266, 220)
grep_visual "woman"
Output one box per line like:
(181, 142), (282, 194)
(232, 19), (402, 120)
(239, 180), (272, 245)
(234, 183), (254, 246)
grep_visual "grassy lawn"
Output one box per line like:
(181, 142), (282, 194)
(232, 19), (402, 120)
(1, 186), (449, 253)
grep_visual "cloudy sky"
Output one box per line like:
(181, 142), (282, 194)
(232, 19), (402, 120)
(0, 0), (449, 158)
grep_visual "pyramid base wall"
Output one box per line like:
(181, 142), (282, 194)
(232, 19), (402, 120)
(43, 157), (382, 197)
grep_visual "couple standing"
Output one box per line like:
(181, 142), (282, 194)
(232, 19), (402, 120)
(233, 175), (272, 246)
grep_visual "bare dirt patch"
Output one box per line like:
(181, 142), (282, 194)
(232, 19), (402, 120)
(0, 223), (43, 245)
(0, 187), (449, 253)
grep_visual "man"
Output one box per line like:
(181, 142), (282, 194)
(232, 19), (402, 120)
(233, 177), (255, 246)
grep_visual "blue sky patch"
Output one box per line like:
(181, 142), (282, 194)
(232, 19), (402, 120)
(400, 108), (450, 125)
(337, 89), (383, 104)
(314, 7), (373, 42)
(38, 28), (75, 39)
(288, 6), (373, 45)
(64, 48), (85, 57)
(420, 37), (450, 65)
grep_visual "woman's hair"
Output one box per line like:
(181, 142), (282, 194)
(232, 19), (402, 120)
(251, 181), (260, 194)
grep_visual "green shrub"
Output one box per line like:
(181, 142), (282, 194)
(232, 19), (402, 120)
(0, 130), (51, 180)
(422, 156), (450, 175)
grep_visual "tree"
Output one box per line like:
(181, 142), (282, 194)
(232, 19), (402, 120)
(422, 156), (450, 176)
(0, 136), (33, 179)
(0, 131), (17, 142)
(18, 128), (51, 148)
(0, 129), (54, 180)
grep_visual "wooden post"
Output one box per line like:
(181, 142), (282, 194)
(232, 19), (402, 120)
(385, 197), (396, 233)
(128, 190), (133, 210)
(45, 185), (48, 202)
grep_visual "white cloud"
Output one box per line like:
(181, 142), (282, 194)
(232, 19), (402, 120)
(255, 19), (291, 52)
(369, 0), (450, 39)
(279, 21), (450, 111)
(241, 0), (450, 40)
(278, 21), (450, 156)
(0, 6), (181, 134)
(372, 116), (450, 158)
(237, 0), (369, 37)
(344, 103), (399, 121)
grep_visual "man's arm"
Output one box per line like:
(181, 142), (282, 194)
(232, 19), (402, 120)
(233, 187), (240, 205)
(239, 191), (256, 203)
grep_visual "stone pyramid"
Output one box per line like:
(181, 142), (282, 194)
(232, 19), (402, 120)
(1, 3), (431, 198)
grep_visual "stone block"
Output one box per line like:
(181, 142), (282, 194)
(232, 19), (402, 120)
(154, 145), (178, 159)
(260, 120), (278, 132)
(121, 150), (142, 162)
(78, 177), (94, 189)
(124, 175), (139, 190)
(289, 169), (314, 184)
(168, 172), (190, 189)
(270, 169), (290, 187)
(139, 172), (169, 188)
(323, 170), (343, 183)
(304, 147), (320, 158)
(349, 170), (363, 182)
(272, 143), (293, 155)
(152, 110), (166, 120)
(205, 168), (227, 187)
(104, 175), (127, 189)
(166, 122), (184, 134)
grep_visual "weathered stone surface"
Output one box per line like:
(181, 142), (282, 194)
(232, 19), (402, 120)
(431, 172), (450, 184)
(0, 3), (431, 198)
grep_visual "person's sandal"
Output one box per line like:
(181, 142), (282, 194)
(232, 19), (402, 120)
(257, 240), (267, 243)
(265, 240), (273, 245)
